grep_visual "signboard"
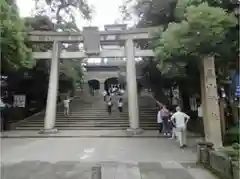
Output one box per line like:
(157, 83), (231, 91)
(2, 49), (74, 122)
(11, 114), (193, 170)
(13, 95), (26, 108)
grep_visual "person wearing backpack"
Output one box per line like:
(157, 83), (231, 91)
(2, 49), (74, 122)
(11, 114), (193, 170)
(107, 98), (113, 115)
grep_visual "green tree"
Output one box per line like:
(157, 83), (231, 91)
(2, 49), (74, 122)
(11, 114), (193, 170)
(0, 0), (33, 75)
(155, 2), (237, 67)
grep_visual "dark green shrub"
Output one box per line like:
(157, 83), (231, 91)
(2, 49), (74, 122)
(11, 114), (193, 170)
(225, 124), (240, 144)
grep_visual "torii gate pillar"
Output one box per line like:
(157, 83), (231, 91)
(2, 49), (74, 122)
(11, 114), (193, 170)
(40, 41), (60, 133)
(125, 38), (142, 134)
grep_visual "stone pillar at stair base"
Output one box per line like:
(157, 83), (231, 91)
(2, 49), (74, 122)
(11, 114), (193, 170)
(40, 41), (60, 134)
(201, 56), (222, 148)
(200, 64), (209, 140)
(125, 38), (141, 133)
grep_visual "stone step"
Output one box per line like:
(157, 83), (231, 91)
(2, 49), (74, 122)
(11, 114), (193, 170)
(18, 121), (157, 124)
(36, 114), (157, 118)
(12, 93), (160, 131)
(28, 115), (157, 118)
(16, 124), (158, 128)
(55, 111), (156, 114)
(14, 126), (158, 130)
(54, 110), (157, 113)
(19, 119), (157, 122)
(54, 115), (156, 118)
(58, 107), (157, 110)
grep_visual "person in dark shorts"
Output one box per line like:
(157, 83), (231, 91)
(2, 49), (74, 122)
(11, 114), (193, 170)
(107, 98), (113, 115)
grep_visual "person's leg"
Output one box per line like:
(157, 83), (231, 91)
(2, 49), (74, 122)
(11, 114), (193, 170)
(66, 106), (69, 116)
(158, 123), (163, 133)
(179, 128), (184, 147)
(175, 128), (179, 141)
(171, 127), (176, 139)
(162, 117), (168, 135)
(109, 106), (112, 115)
(108, 106), (111, 115)
(64, 107), (66, 116)
(167, 120), (172, 136)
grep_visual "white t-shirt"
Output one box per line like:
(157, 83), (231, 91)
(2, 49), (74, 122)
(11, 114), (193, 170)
(118, 101), (123, 107)
(171, 111), (190, 128)
(198, 106), (203, 117)
(103, 91), (107, 96)
(157, 111), (162, 123)
(63, 99), (70, 107)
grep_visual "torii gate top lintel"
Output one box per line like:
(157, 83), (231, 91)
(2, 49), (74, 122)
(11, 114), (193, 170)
(29, 24), (158, 59)
(28, 25), (160, 42)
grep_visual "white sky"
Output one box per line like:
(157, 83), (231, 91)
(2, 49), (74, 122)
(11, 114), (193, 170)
(16, 0), (136, 30)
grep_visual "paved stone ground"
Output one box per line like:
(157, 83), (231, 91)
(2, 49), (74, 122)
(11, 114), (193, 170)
(1, 130), (201, 138)
(1, 138), (219, 179)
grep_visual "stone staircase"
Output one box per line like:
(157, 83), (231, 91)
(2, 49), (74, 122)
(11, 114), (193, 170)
(11, 90), (158, 130)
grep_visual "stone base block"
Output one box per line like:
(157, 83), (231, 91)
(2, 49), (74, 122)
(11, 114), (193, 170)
(126, 128), (143, 135)
(39, 128), (58, 134)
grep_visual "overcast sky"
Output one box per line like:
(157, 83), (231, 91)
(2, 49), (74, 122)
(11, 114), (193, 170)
(16, 0), (136, 30)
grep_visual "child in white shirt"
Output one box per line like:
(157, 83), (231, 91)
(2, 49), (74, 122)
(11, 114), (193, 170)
(63, 98), (70, 116)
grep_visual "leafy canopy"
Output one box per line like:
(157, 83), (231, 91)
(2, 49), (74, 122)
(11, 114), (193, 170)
(0, 0), (33, 74)
(155, 2), (237, 62)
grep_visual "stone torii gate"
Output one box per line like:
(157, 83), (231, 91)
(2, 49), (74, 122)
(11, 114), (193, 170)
(30, 24), (156, 134)
(29, 24), (222, 147)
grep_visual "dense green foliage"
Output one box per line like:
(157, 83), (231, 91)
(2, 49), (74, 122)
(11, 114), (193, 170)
(155, 2), (237, 63)
(0, 0), (33, 75)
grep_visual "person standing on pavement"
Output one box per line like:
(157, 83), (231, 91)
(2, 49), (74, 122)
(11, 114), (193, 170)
(157, 106), (163, 133)
(171, 106), (190, 148)
(160, 105), (170, 136)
